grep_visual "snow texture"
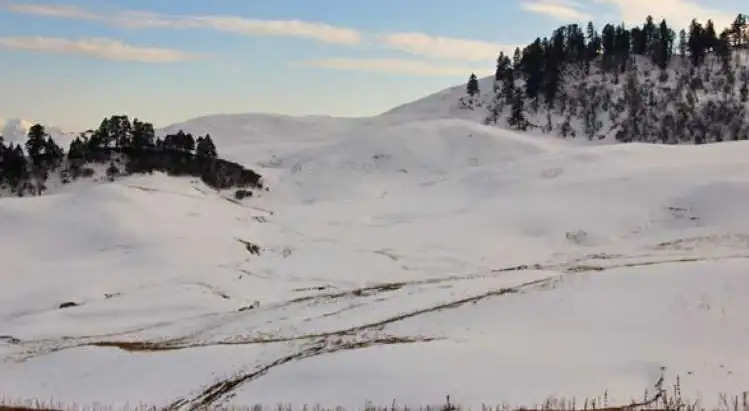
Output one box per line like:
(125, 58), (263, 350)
(2, 81), (749, 409)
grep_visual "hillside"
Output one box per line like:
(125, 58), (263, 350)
(446, 16), (749, 144)
(385, 52), (749, 145)
(3, 93), (749, 409)
(3, 16), (749, 408)
(461, 52), (749, 143)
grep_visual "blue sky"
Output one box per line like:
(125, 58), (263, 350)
(0, 0), (745, 130)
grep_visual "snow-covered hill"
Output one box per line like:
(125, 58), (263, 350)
(473, 51), (749, 144)
(3, 78), (749, 410)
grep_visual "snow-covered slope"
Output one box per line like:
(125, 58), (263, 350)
(385, 51), (749, 145)
(382, 75), (495, 123)
(3, 86), (749, 410)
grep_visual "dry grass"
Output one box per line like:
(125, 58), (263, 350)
(1, 386), (747, 411)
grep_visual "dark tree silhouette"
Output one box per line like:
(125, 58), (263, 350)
(25, 124), (48, 166)
(132, 119), (155, 149)
(196, 134), (218, 158)
(43, 137), (64, 167)
(466, 73), (480, 97)
(163, 130), (196, 152)
(688, 19), (707, 66)
(507, 88), (528, 130)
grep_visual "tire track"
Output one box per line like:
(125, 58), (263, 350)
(162, 279), (553, 410)
(167, 336), (436, 410)
(9, 253), (749, 362)
(85, 278), (545, 353)
(3, 263), (550, 361)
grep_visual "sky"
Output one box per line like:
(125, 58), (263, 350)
(0, 0), (745, 131)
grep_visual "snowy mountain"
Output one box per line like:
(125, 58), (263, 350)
(0, 117), (76, 147)
(3, 50), (749, 410)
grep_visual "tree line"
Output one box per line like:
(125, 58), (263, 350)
(465, 13), (749, 142)
(67, 115), (217, 161)
(0, 115), (261, 196)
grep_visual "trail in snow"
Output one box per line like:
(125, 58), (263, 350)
(4, 82), (749, 408)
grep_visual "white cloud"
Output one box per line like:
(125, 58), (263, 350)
(5, 2), (99, 20)
(594, 0), (735, 29)
(302, 58), (487, 76)
(0, 36), (195, 63)
(4, 2), (522, 62)
(520, 0), (735, 29)
(116, 13), (362, 45)
(520, 1), (592, 22)
(379, 32), (514, 62)
(4, 2), (362, 45)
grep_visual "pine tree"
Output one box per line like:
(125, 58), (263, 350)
(601, 24), (617, 71)
(25, 124), (48, 166)
(109, 115), (132, 148)
(493, 51), (516, 111)
(586, 21), (597, 51)
(688, 19), (706, 66)
(196, 134), (218, 158)
(731, 14), (747, 48)
(521, 38), (545, 98)
(507, 89), (528, 131)
(543, 27), (566, 106)
(132, 119), (155, 149)
(184, 133), (195, 152)
(654, 19), (675, 70)
(614, 24), (631, 72)
(585, 22), (601, 73)
(501, 66), (516, 104)
(631, 27), (646, 55)
(512, 47), (522, 69)
(643, 16), (657, 56)
(163, 130), (196, 152)
(495, 52), (510, 82)
(717, 30), (733, 68)
(91, 118), (112, 148)
(43, 137), (64, 167)
(466, 73), (480, 97)
(704, 20), (718, 51)
(494, 54), (503, 93)
(495, 52), (512, 94)
(620, 69), (644, 142)
(68, 137), (87, 161)
(2, 144), (28, 187)
(566, 24), (586, 63)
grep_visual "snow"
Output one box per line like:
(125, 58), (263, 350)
(3, 82), (749, 409)
(401, 52), (749, 145)
(0, 117), (76, 148)
(234, 259), (749, 408)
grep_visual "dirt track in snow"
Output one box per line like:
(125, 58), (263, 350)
(4, 250), (749, 409)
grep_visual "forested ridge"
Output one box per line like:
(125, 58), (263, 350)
(0, 116), (262, 197)
(463, 14), (749, 143)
